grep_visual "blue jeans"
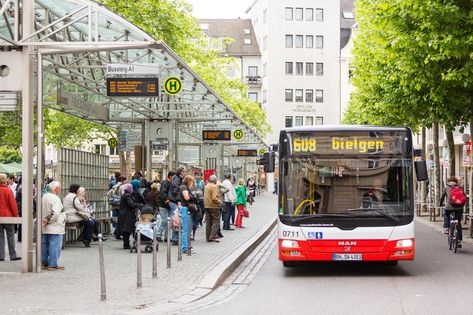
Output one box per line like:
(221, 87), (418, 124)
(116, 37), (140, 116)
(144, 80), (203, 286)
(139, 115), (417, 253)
(444, 210), (463, 241)
(223, 202), (235, 229)
(157, 207), (169, 239)
(42, 234), (63, 267)
(180, 207), (192, 252)
(166, 202), (179, 242)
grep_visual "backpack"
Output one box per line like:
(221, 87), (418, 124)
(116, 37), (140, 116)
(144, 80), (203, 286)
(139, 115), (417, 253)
(108, 184), (122, 206)
(449, 185), (466, 207)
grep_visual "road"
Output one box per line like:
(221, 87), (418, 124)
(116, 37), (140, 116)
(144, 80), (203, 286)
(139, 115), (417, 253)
(190, 220), (473, 315)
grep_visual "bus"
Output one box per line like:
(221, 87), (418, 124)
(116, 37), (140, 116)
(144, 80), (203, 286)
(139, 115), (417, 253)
(278, 126), (415, 266)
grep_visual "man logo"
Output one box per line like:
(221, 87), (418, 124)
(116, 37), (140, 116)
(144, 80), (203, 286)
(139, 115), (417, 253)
(338, 241), (357, 246)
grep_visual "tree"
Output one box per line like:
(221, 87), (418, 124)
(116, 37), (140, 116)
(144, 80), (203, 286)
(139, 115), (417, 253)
(0, 147), (22, 164)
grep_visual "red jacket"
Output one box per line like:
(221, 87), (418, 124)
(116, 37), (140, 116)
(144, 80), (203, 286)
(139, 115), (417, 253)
(0, 184), (18, 217)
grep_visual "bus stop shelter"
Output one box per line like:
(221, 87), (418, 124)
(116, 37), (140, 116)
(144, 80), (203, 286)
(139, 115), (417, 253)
(0, 0), (267, 272)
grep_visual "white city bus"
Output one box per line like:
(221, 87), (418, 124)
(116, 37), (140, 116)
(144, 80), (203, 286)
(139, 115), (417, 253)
(278, 126), (415, 267)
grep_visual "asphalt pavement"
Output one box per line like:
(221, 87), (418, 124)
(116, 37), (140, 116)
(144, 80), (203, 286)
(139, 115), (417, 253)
(192, 219), (473, 315)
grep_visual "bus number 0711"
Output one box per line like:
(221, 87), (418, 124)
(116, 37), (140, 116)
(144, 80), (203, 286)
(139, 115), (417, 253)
(282, 231), (299, 237)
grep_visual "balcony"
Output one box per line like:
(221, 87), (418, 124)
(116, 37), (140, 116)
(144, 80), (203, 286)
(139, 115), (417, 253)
(245, 75), (262, 87)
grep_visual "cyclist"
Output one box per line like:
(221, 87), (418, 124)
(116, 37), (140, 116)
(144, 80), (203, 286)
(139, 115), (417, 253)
(440, 176), (465, 248)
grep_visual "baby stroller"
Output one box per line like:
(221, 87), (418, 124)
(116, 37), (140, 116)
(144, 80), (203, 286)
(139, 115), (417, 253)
(130, 205), (160, 253)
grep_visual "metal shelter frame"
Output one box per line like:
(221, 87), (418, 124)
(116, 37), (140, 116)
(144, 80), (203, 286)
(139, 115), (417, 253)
(0, 0), (268, 272)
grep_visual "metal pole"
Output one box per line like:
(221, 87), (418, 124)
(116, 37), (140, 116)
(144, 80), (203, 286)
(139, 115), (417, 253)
(136, 228), (142, 287)
(187, 211), (191, 256)
(98, 234), (106, 300)
(174, 120), (179, 169)
(177, 219), (182, 261)
(166, 217), (171, 268)
(152, 223), (157, 278)
(22, 0), (35, 273)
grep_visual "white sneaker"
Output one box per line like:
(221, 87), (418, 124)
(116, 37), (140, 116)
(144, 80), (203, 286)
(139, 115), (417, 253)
(444, 228), (449, 234)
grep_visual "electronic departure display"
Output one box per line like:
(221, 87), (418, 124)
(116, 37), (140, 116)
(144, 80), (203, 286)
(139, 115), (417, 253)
(202, 130), (231, 141)
(237, 149), (257, 157)
(106, 78), (159, 97)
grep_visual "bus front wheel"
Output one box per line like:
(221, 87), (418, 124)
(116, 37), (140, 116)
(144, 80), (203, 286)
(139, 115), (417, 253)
(283, 261), (298, 268)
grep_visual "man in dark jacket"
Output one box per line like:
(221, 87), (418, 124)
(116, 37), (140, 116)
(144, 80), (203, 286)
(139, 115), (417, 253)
(157, 171), (177, 242)
(440, 176), (465, 247)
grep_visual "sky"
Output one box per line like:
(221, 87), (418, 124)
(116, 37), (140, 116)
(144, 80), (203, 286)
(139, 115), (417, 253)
(186, 0), (256, 19)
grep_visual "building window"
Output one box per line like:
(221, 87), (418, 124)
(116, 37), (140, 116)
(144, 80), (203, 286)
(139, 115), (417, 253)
(306, 89), (314, 102)
(244, 38), (252, 45)
(285, 89), (293, 102)
(305, 116), (313, 125)
(285, 62), (293, 75)
(248, 92), (258, 103)
(316, 63), (324, 76)
(263, 62), (267, 77)
(306, 8), (314, 21)
(94, 144), (106, 155)
(316, 89), (324, 103)
(285, 35), (293, 48)
(285, 7), (293, 20)
(306, 35), (313, 48)
(243, 28), (251, 35)
(110, 146), (118, 155)
(263, 89), (267, 103)
(306, 62), (314, 75)
(285, 116), (293, 127)
(296, 62), (303, 75)
(295, 8), (303, 21)
(263, 36), (267, 50)
(248, 66), (258, 76)
(315, 8), (324, 21)
(295, 116), (303, 127)
(295, 35), (303, 48)
(295, 89), (303, 102)
(343, 11), (355, 19)
(315, 35), (324, 49)
(315, 116), (324, 125)
(263, 9), (267, 23)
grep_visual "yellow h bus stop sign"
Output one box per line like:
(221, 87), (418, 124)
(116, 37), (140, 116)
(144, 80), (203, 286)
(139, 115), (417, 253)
(164, 77), (182, 95)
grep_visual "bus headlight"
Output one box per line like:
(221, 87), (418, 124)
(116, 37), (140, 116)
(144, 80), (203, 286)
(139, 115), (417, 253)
(281, 240), (299, 248)
(395, 239), (413, 248)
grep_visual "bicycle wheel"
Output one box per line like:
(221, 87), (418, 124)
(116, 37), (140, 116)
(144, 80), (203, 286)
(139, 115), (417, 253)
(452, 225), (458, 253)
(448, 224), (454, 250)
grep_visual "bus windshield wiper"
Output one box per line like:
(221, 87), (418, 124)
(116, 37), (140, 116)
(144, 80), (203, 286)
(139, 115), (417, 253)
(290, 213), (355, 224)
(344, 208), (400, 223)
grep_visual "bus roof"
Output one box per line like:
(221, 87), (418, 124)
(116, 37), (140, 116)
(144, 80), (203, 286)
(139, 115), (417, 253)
(281, 125), (410, 134)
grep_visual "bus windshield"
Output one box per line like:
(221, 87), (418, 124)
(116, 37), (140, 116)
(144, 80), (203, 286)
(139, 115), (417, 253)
(279, 157), (413, 221)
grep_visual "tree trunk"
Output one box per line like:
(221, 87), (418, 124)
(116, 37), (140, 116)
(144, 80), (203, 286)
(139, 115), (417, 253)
(421, 126), (427, 204)
(446, 128), (455, 178)
(433, 122), (441, 205)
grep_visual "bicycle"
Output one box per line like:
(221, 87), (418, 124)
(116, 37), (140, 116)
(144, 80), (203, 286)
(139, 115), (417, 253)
(447, 210), (461, 253)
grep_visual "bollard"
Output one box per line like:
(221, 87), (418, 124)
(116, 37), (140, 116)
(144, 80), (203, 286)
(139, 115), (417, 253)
(166, 217), (171, 268)
(137, 227), (142, 288)
(98, 234), (106, 301)
(187, 211), (191, 256)
(152, 223), (157, 278)
(177, 221), (182, 261)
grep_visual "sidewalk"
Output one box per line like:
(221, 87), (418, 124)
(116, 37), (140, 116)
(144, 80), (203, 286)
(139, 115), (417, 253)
(415, 213), (473, 243)
(0, 193), (278, 315)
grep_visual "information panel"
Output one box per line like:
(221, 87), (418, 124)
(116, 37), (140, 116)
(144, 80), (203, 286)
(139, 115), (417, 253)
(202, 130), (231, 141)
(237, 149), (257, 157)
(106, 78), (159, 97)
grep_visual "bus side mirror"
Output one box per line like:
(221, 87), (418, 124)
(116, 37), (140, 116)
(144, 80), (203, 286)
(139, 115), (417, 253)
(414, 160), (428, 181)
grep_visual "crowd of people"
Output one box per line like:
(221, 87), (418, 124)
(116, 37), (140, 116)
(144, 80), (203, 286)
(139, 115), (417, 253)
(0, 168), (261, 270)
(108, 167), (259, 255)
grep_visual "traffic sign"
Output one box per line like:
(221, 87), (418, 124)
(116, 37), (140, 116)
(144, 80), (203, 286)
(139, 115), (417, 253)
(234, 129), (244, 140)
(164, 77), (182, 95)
(108, 138), (118, 148)
(258, 149), (266, 155)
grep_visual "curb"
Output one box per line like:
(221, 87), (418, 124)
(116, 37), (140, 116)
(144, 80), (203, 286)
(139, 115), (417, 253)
(169, 215), (278, 305)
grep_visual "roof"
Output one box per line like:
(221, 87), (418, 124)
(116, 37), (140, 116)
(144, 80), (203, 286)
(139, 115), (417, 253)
(340, 0), (357, 49)
(281, 125), (410, 134)
(199, 19), (261, 57)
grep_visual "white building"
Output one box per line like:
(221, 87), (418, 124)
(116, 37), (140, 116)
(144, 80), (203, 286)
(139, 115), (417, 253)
(198, 19), (262, 106)
(246, 0), (356, 143)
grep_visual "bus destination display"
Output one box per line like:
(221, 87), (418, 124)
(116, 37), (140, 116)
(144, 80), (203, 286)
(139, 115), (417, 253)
(290, 133), (404, 155)
(237, 149), (257, 157)
(202, 130), (231, 141)
(106, 78), (159, 97)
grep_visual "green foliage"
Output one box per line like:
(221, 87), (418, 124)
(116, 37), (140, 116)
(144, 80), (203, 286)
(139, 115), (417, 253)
(0, 112), (22, 147)
(344, 0), (473, 131)
(98, 0), (270, 135)
(0, 147), (22, 163)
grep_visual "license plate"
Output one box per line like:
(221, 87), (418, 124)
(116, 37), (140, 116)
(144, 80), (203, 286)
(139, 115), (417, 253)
(332, 253), (362, 261)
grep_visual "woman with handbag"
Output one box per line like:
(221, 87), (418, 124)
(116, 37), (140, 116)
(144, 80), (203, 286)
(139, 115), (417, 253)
(235, 179), (248, 228)
(63, 184), (97, 247)
(180, 175), (198, 254)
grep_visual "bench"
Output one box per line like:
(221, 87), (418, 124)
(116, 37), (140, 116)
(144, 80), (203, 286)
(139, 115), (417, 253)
(64, 217), (113, 245)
